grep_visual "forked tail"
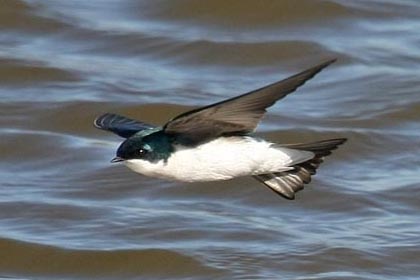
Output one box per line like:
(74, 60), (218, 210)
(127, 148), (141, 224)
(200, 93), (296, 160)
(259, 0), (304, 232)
(253, 138), (347, 200)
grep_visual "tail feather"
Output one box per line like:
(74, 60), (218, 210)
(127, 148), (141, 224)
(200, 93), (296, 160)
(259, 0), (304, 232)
(253, 138), (346, 200)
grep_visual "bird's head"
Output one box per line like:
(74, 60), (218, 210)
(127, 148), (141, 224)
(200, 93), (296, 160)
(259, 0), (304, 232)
(111, 130), (173, 163)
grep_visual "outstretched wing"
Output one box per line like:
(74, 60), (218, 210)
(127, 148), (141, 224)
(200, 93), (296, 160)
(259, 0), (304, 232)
(94, 113), (155, 138)
(163, 59), (336, 145)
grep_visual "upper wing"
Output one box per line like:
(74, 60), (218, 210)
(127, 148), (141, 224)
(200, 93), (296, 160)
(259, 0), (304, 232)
(94, 113), (155, 138)
(163, 59), (336, 145)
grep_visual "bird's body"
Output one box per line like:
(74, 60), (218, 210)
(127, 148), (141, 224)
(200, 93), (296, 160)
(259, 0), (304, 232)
(94, 59), (347, 199)
(124, 135), (313, 182)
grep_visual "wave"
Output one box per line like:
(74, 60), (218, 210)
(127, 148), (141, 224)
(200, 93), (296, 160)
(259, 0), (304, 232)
(0, 237), (220, 279)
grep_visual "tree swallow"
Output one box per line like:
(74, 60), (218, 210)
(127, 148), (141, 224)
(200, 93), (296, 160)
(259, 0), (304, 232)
(94, 59), (346, 200)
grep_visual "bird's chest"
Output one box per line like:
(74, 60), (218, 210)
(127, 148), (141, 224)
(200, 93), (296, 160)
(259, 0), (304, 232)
(125, 149), (242, 182)
(125, 138), (268, 181)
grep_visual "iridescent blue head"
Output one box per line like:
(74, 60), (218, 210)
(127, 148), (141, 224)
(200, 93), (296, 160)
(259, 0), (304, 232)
(112, 128), (174, 163)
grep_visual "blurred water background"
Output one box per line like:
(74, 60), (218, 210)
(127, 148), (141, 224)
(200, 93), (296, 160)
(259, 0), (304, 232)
(1, 1), (420, 279)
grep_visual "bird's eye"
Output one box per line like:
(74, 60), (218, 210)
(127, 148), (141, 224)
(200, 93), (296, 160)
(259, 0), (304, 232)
(138, 149), (146, 155)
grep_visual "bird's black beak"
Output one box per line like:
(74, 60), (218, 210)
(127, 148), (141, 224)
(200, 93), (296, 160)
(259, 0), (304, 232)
(110, 157), (124, 163)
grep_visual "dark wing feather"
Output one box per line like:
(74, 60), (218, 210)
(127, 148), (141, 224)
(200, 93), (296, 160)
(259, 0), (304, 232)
(94, 113), (155, 138)
(163, 59), (336, 145)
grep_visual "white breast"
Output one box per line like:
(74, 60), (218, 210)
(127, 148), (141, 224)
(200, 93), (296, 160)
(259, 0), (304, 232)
(124, 136), (313, 182)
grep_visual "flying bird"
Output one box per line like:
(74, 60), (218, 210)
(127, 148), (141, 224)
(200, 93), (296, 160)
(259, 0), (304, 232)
(94, 59), (346, 199)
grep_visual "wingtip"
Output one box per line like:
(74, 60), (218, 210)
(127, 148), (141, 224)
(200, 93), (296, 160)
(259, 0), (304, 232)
(279, 57), (338, 94)
(313, 58), (338, 72)
(93, 115), (103, 129)
(93, 112), (112, 129)
(325, 57), (338, 65)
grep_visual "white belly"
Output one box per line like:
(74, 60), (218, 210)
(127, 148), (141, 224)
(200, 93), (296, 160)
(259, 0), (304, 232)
(124, 137), (313, 182)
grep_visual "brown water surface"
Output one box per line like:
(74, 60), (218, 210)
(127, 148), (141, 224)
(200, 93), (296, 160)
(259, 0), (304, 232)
(1, 1), (420, 279)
